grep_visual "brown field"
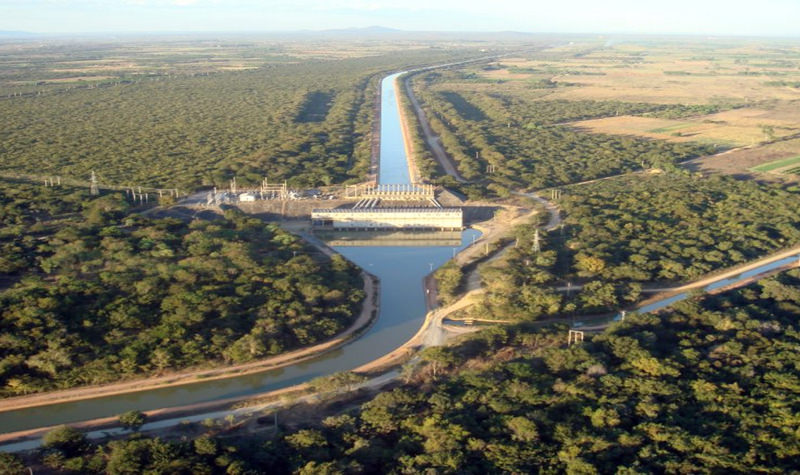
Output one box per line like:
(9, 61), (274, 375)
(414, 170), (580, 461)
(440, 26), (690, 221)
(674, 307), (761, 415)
(478, 43), (800, 105)
(547, 72), (800, 104)
(682, 137), (800, 179)
(571, 106), (800, 147)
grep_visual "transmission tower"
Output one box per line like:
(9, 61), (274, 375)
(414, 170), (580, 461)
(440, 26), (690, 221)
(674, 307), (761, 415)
(90, 171), (99, 196)
(532, 229), (541, 253)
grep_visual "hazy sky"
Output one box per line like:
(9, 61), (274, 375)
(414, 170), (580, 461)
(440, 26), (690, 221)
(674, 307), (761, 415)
(2, 0), (799, 36)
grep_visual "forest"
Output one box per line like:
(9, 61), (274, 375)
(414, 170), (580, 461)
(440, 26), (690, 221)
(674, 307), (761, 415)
(18, 269), (800, 473)
(473, 172), (800, 320)
(0, 180), (364, 396)
(407, 69), (717, 196)
(0, 46), (480, 191)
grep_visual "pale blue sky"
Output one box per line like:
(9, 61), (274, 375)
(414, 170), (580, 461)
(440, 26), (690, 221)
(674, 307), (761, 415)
(1, 0), (799, 36)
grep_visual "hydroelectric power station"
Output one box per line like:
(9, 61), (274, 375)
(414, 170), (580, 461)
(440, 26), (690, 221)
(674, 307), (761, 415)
(311, 183), (463, 231)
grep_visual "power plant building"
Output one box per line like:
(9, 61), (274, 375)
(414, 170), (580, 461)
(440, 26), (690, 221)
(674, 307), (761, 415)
(312, 207), (463, 231)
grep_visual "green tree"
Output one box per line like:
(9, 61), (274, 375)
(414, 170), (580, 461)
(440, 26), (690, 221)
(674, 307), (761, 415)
(309, 371), (367, 393)
(420, 346), (460, 380)
(0, 453), (26, 475)
(42, 425), (87, 456)
(118, 410), (147, 431)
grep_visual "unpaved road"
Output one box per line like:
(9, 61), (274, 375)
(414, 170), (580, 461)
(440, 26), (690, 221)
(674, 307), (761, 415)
(403, 75), (466, 183)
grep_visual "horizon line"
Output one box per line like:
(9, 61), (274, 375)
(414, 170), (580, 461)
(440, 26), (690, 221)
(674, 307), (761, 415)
(1, 27), (799, 41)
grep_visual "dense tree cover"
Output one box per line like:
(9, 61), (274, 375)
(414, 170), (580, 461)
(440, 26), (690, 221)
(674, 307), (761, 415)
(0, 48), (479, 190)
(0, 181), (364, 396)
(408, 70), (716, 194)
(31, 271), (800, 473)
(474, 172), (800, 320)
(0, 60), (375, 190)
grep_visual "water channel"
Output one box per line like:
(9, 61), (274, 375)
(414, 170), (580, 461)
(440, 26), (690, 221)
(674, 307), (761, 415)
(0, 71), (480, 433)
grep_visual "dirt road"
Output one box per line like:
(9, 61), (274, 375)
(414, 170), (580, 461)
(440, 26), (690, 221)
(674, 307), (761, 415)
(402, 75), (466, 183)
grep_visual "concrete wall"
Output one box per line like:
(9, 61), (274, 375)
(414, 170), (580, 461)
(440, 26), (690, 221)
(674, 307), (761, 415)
(312, 207), (463, 230)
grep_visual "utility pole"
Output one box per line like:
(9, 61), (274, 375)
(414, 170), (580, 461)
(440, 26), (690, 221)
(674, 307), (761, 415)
(568, 330), (584, 345)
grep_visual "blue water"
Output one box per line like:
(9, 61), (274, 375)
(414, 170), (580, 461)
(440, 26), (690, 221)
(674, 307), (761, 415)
(379, 73), (411, 185)
(572, 253), (800, 327)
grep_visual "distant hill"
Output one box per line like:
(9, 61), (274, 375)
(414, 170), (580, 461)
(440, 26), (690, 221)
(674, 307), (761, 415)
(0, 30), (39, 39)
(288, 26), (551, 42)
(318, 26), (402, 35)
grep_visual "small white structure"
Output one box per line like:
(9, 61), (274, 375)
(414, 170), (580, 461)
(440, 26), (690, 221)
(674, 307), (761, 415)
(239, 193), (257, 202)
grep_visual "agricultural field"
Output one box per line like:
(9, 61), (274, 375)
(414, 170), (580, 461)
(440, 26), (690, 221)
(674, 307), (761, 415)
(408, 38), (800, 193)
(683, 137), (800, 179)
(482, 41), (800, 104)
(408, 70), (715, 193)
(0, 37), (439, 96)
(571, 105), (800, 147)
(749, 154), (800, 174)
